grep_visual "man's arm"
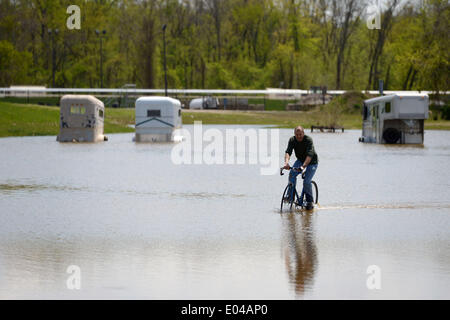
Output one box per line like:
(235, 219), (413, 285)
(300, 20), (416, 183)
(302, 137), (315, 169)
(284, 138), (294, 169)
(284, 153), (291, 169)
(302, 156), (312, 168)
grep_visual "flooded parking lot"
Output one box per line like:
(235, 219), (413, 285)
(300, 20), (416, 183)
(0, 126), (449, 299)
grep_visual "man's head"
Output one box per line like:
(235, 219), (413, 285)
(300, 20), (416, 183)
(294, 126), (305, 142)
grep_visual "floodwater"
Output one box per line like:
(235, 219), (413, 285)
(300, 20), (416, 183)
(0, 126), (449, 299)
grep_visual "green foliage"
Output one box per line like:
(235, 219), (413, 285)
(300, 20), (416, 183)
(338, 91), (369, 114)
(0, 40), (32, 86)
(0, 0), (448, 91)
(206, 63), (236, 89)
(314, 91), (369, 127)
(230, 60), (265, 89)
(441, 105), (450, 120)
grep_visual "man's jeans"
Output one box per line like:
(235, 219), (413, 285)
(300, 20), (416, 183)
(288, 160), (318, 203)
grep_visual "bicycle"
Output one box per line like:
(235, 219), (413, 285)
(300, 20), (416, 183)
(280, 166), (318, 212)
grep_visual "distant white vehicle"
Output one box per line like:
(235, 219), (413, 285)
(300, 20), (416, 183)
(9, 85), (46, 96)
(134, 96), (182, 142)
(359, 94), (429, 144)
(189, 96), (219, 109)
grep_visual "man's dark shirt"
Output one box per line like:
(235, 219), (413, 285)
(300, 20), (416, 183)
(285, 135), (318, 165)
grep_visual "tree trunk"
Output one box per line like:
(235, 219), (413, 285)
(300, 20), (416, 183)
(367, 0), (399, 90)
(408, 69), (418, 90)
(402, 65), (413, 90)
(140, 4), (157, 88)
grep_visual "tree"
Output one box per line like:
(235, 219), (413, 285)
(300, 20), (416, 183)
(367, 0), (400, 90)
(0, 40), (32, 86)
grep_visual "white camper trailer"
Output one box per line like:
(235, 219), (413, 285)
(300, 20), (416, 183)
(189, 96), (219, 109)
(57, 95), (106, 142)
(134, 96), (182, 142)
(359, 94), (429, 144)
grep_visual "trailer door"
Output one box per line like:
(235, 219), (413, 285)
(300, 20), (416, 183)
(373, 104), (379, 142)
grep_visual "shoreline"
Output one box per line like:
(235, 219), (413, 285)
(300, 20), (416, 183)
(1, 102), (449, 138)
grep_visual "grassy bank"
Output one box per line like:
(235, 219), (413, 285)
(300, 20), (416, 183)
(0, 102), (134, 137)
(182, 109), (363, 129)
(1, 101), (449, 138)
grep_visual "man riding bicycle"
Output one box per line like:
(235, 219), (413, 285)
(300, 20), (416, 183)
(283, 126), (319, 210)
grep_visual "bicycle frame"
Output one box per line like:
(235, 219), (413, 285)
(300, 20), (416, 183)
(286, 178), (307, 208)
(280, 166), (317, 211)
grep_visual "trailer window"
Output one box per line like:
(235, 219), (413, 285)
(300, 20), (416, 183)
(178, 109), (181, 117)
(363, 104), (368, 120)
(147, 110), (161, 117)
(99, 109), (104, 118)
(372, 105), (378, 119)
(70, 105), (86, 115)
(385, 102), (391, 113)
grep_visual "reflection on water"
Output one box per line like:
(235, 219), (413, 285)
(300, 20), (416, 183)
(170, 192), (246, 199)
(381, 144), (425, 149)
(0, 181), (84, 194)
(317, 203), (450, 211)
(0, 128), (449, 299)
(0, 182), (246, 199)
(281, 212), (317, 297)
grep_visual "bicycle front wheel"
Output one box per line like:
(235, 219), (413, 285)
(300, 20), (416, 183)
(311, 181), (318, 204)
(280, 184), (290, 212)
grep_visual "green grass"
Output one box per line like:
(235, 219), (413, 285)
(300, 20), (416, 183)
(0, 102), (60, 137)
(0, 101), (134, 137)
(104, 108), (135, 133)
(247, 99), (296, 111)
(181, 109), (363, 129)
(424, 120), (450, 130)
(1, 101), (449, 138)
(0, 96), (61, 106)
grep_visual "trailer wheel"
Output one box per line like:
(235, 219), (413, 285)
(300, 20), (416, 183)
(383, 128), (401, 144)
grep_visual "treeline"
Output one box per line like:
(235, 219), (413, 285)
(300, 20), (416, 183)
(0, 0), (448, 91)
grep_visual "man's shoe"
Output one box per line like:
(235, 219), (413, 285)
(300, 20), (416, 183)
(305, 202), (314, 210)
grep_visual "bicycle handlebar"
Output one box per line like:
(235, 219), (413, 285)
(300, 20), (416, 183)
(280, 166), (304, 176)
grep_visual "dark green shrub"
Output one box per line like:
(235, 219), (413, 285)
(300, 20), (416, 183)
(441, 105), (450, 120)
